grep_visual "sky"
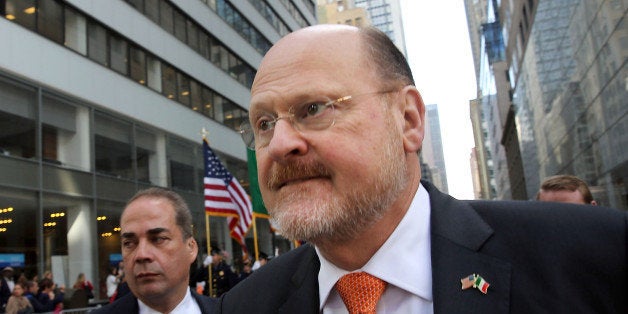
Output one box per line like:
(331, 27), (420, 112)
(399, 0), (477, 199)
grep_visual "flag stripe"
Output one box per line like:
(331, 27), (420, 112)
(203, 139), (253, 253)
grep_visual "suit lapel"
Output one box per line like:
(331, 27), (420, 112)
(425, 181), (511, 313)
(278, 245), (321, 314)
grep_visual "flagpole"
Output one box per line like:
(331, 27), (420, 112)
(201, 128), (214, 297)
(205, 212), (213, 297)
(253, 215), (259, 261)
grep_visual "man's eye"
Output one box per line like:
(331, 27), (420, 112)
(122, 241), (135, 249)
(256, 117), (275, 132)
(305, 103), (326, 117)
(153, 236), (168, 244)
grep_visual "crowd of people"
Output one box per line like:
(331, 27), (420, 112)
(0, 266), (71, 313)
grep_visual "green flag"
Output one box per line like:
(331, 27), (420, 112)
(247, 149), (268, 217)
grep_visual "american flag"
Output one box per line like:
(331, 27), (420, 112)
(203, 139), (252, 252)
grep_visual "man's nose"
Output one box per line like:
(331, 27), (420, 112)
(265, 119), (308, 160)
(133, 240), (154, 263)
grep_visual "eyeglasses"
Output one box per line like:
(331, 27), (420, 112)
(239, 90), (395, 150)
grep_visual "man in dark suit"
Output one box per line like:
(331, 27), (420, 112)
(220, 24), (627, 313)
(0, 266), (14, 310)
(92, 188), (217, 313)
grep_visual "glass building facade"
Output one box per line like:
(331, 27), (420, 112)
(512, 0), (627, 208)
(0, 0), (316, 300)
(466, 0), (627, 208)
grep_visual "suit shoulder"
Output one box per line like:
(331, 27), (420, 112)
(90, 293), (137, 313)
(467, 199), (626, 226)
(219, 244), (319, 313)
(192, 291), (219, 313)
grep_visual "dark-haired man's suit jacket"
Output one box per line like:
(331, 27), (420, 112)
(91, 289), (218, 313)
(219, 180), (627, 313)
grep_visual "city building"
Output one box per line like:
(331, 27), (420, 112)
(469, 98), (496, 199)
(318, 0), (405, 55)
(354, 0), (406, 55)
(465, 0), (627, 209)
(422, 104), (449, 194)
(317, 0), (370, 27)
(0, 0), (316, 298)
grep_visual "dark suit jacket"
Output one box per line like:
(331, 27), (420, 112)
(219, 180), (627, 313)
(0, 277), (10, 308)
(91, 288), (218, 313)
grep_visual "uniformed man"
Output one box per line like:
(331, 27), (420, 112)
(208, 249), (236, 297)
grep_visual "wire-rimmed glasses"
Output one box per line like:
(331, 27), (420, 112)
(239, 90), (395, 150)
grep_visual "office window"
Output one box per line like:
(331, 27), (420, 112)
(201, 88), (214, 118)
(173, 9), (186, 42)
(186, 21), (199, 52)
(144, 0), (159, 24)
(135, 127), (156, 184)
(168, 138), (197, 191)
(228, 55), (242, 81)
(219, 46), (229, 72)
(0, 79), (37, 159)
(64, 7), (87, 55)
(109, 34), (129, 75)
(126, 0), (144, 11)
(0, 188), (38, 279)
(161, 63), (176, 99)
(87, 21), (108, 66)
(42, 194), (75, 274)
(4, 0), (36, 31)
(96, 199), (124, 299)
(190, 80), (201, 112)
(209, 37), (222, 66)
(41, 94), (86, 170)
(198, 32), (210, 60)
(212, 93), (225, 123)
(130, 46), (147, 85)
(146, 55), (162, 92)
(159, 0), (174, 34)
(37, 0), (64, 44)
(176, 73), (190, 107)
(222, 101), (243, 130)
(94, 112), (133, 179)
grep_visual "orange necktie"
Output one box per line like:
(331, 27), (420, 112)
(335, 272), (388, 314)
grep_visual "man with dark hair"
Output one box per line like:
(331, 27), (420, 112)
(92, 187), (217, 314)
(219, 25), (627, 313)
(537, 174), (597, 205)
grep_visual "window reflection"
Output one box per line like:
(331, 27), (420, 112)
(4, 0), (37, 31)
(0, 79), (36, 159)
(96, 200), (123, 300)
(37, 0), (63, 44)
(88, 21), (108, 66)
(94, 113), (133, 179)
(0, 188), (38, 279)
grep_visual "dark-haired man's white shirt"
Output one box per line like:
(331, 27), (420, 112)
(137, 288), (201, 314)
(318, 183), (434, 313)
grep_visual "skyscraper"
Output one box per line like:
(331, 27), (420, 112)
(422, 104), (449, 193)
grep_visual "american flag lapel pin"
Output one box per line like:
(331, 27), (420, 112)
(461, 274), (490, 294)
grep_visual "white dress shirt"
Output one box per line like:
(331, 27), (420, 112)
(318, 183), (434, 314)
(138, 287), (201, 314)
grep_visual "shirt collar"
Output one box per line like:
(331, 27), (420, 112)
(317, 183), (432, 309)
(138, 288), (201, 314)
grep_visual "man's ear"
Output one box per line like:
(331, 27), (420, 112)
(187, 238), (198, 262)
(400, 85), (425, 153)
